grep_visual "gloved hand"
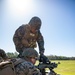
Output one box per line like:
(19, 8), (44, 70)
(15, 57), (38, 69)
(39, 50), (44, 55)
(39, 54), (51, 64)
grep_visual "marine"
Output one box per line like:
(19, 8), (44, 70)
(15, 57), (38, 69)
(14, 48), (42, 75)
(13, 16), (45, 57)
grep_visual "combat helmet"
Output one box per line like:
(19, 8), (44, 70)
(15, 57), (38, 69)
(29, 16), (42, 30)
(22, 48), (38, 59)
(0, 49), (8, 60)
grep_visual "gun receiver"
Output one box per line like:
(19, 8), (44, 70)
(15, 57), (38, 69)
(36, 62), (59, 70)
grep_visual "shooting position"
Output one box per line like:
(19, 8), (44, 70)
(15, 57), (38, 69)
(13, 16), (60, 75)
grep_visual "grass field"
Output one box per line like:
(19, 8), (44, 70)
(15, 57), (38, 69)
(52, 60), (75, 75)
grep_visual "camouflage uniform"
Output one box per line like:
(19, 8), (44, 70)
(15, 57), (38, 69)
(15, 59), (41, 75)
(14, 48), (42, 75)
(13, 16), (45, 56)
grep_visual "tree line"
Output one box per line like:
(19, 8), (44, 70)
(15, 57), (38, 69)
(6, 52), (75, 60)
(47, 55), (75, 60)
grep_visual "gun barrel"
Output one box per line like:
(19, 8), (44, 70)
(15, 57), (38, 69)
(35, 62), (59, 70)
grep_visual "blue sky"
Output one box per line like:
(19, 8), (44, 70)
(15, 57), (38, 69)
(0, 0), (75, 57)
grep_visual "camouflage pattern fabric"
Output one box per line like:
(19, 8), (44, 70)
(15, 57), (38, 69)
(15, 59), (42, 75)
(13, 24), (44, 54)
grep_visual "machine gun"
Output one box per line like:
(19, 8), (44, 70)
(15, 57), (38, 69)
(35, 54), (60, 75)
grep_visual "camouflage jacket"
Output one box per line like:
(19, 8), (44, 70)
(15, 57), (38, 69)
(13, 24), (44, 53)
(15, 58), (42, 75)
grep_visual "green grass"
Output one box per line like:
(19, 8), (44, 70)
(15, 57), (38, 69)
(52, 60), (75, 75)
